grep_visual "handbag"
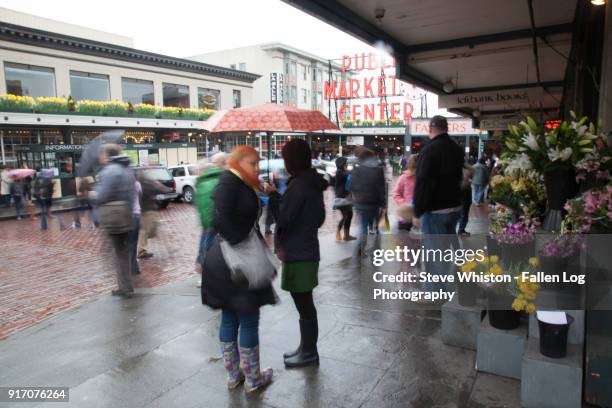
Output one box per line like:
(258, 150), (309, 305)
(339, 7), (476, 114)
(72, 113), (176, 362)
(98, 200), (133, 234)
(333, 197), (353, 209)
(219, 228), (278, 289)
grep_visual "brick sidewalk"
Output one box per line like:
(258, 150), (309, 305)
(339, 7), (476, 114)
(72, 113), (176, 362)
(0, 191), (360, 340)
(0, 203), (203, 340)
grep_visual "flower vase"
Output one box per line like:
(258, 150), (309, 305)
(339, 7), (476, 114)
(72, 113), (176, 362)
(501, 241), (535, 268)
(486, 293), (521, 330)
(538, 313), (574, 358)
(542, 169), (578, 231)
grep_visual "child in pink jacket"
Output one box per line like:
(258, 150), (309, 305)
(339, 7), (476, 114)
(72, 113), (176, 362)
(393, 155), (417, 230)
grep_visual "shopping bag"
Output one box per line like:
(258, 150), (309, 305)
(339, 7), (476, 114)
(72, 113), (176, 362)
(219, 229), (278, 289)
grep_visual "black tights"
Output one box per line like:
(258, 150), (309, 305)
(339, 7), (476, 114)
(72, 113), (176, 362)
(337, 206), (353, 230)
(290, 291), (317, 321)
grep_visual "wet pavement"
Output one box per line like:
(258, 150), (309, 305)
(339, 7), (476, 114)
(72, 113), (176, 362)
(0, 197), (521, 407)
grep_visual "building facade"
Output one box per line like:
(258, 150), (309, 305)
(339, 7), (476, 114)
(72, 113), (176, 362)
(189, 43), (352, 118)
(0, 8), (259, 198)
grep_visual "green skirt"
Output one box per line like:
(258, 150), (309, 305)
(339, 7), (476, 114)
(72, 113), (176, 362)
(281, 261), (319, 293)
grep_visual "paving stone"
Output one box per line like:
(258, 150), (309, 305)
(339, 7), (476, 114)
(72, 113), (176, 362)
(468, 372), (521, 408)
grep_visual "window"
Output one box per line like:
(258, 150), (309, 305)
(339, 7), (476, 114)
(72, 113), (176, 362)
(301, 88), (307, 103)
(121, 77), (154, 105)
(198, 88), (220, 110)
(233, 90), (241, 108)
(290, 86), (297, 100)
(239, 62), (246, 71)
(4, 62), (56, 97)
(317, 69), (323, 82)
(70, 70), (110, 101)
(162, 82), (190, 108)
(300, 64), (307, 80)
(286, 61), (297, 76)
(317, 92), (323, 107)
(172, 167), (185, 177)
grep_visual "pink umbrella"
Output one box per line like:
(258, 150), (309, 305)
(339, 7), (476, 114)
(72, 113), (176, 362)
(202, 103), (339, 133)
(9, 168), (36, 179)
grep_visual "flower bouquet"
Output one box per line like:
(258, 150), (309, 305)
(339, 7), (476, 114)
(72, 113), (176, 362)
(489, 169), (545, 217)
(538, 234), (583, 291)
(562, 184), (612, 234)
(507, 259), (540, 314)
(495, 218), (537, 268)
(575, 135), (612, 191)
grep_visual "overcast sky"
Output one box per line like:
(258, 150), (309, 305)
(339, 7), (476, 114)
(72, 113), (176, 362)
(0, 0), (372, 59)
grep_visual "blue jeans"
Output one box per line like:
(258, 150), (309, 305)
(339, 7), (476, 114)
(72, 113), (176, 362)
(219, 309), (260, 348)
(197, 228), (216, 266)
(354, 205), (379, 255)
(13, 195), (23, 218)
(472, 184), (486, 204)
(37, 199), (48, 230)
(130, 214), (141, 274)
(421, 211), (461, 291)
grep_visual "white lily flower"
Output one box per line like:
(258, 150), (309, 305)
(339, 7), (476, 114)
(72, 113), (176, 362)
(506, 153), (533, 174)
(523, 133), (540, 151)
(548, 147), (573, 162)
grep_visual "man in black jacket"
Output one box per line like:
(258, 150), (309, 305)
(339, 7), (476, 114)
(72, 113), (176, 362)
(350, 147), (386, 257)
(413, 116), (464, 294)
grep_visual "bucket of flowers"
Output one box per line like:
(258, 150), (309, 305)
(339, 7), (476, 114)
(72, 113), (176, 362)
(0, 94), (35, 113)
(502, 113), (602, 230)
(495, 217), (537, 268)
(538, 234), (583, 292)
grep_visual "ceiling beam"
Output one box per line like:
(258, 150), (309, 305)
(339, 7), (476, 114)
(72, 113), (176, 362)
(405, 23), (574, 54)
(454, 81), (564, 94)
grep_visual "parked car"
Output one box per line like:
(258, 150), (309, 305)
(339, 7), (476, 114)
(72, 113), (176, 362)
(168, 164), (199, 204)
(134, 166), (177, 209)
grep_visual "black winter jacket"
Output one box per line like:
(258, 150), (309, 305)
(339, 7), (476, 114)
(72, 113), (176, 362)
(413, 133), (464, 217)
(269, 168), (327, 262)
(350, 158), (386, 208)
(201, 171), (277, 312)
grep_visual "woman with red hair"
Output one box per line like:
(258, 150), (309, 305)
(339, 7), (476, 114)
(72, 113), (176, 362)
(201, 145), (277, 393)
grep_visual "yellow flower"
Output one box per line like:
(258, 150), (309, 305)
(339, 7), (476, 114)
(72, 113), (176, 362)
(461, 261), (476, 273)
(528, 257), (540, 268)
(490, 255), (499, 264)
(512, 298), (527, 311)
(525, 303), (536, 314)
(489, 264), (503, 275)
(523, 291), (536, 301)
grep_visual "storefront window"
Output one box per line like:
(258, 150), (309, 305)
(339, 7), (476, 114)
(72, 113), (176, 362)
(233, 90), (241, 108)
(162, 83), (190, 108)
(198, 88), (220, 110)
(122, 78), (154, 105)
(4, 62), (56, 97)
(70, 71), (110, 101)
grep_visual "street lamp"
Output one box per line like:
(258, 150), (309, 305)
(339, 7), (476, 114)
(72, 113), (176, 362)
(591, 0), (605, 5)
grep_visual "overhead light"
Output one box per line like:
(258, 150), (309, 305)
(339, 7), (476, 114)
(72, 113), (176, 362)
(473, 109), (481, 118)
(591, 0), (605, 5)
(374, 7), (385, 25)
(442, 80), (455, 94)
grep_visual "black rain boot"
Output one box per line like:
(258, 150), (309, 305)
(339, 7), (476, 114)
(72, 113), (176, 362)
(284, 319), (319, 368)
(283, 330), (302, 359)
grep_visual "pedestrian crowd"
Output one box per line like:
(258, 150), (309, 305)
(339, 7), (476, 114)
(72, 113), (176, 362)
(0, 115), (499, 394)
